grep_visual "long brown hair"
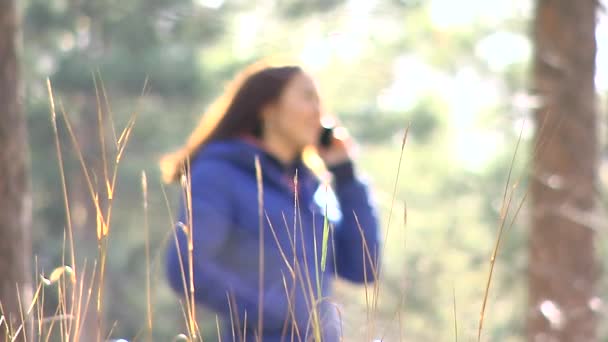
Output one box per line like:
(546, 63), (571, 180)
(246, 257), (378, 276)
(160, 59), (304, 183)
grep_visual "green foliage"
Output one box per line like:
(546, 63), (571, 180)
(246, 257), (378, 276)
(52, 48), (205, 96)
(276, 0), (345, 18)
(24, 0), (226, 96)
(342, 96), (442, 144)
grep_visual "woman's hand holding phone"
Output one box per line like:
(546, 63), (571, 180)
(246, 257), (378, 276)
(317, 117), (354, 167)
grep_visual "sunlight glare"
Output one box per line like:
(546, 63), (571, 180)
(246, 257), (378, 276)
(476, 31), (531, 72)
(300, 38), (332, 70)
(377, 55), (447, 111)
(540, 300), (565, 330)
(194, 0), (224, 9)
(429, 0), (523, 28)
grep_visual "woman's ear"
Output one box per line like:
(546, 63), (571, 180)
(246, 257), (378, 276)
(258, 103), (274, 138)
(260, 102), (278, 125)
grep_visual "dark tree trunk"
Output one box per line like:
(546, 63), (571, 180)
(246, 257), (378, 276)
(529, 0), (598, 341)
(0, 0), (32, 340)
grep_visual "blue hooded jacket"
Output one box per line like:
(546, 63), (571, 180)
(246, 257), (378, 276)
(165, 138), (380, 341)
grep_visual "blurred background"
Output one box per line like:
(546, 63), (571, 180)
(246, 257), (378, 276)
(18, 0), (608, 340)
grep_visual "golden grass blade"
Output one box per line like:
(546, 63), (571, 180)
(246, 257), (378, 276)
(352, 211), (381, 340)
(313, 211), (322, 299)
(500, 121), (525, 210)
(41, 266), (75, 286)
(477, 186), (514, 342)
(58, 228), (72, 339)
(116, 77), (148, 148)
(453, 285), (458, 342)
(141, 171), (153, 340)
(320, 204), (330, 273)
(403, 200), (407, 228)
(265, 212), (295, 278)
(216, 315), (222, 342)
(384, 124), (409, 238)
(254, 155), (265, 339)
(477, 120), (526, 342)
(293, 171), (298, 257)
(11, 326), (23, 342)
(75, 261), (98, 342)
(46, 79), (76, 277)
(13, 284), (26, 342)
(377, 123), (410, 322)
(242, 311), (248, 341)
(227, 293), (239, 342)
(177, 160), (200, 341)
(37, 315), (75, 326)
(95, 194), (108, 241)
(26, 282), (43, 336)
(292, 190), (322, 341)
(378, 291), (407, 342)
(0, 302), (13, 339)
(115, 117), (136, 164)
(105, 320), (118, 342)
(94, 70), (118, 149)
(43, 304), (61, 342)
(92, 73), (110, 203)
(56, 99), (110, 248)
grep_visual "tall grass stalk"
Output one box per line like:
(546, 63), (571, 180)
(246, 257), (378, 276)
(254, 156), (265, 341)
(177, 159), (202, 340)
(0, 77), (539, 342)
(477, 121), (527, 341)
(141, 171), (152, 341)
(39, 77), (141, 342)
(453, 285), (458, 342)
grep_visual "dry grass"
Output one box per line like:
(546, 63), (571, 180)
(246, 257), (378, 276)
(0, 78), (529, 342)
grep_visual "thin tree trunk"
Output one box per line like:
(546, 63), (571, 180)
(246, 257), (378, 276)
(0, 0), (32, 340)
(529, 0), (598, 341)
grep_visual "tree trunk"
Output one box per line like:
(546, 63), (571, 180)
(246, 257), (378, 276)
(529, 0), (598, 341)
(0, 0), (33, 340)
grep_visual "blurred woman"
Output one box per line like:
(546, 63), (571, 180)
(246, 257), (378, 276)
(162, 61), (380, 341)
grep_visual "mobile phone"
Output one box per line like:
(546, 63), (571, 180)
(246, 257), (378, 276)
(319, 126), (334, 148)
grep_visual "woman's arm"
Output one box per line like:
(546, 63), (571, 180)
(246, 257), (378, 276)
(318, 126), (381, 283)
(330, 161), (381, 283)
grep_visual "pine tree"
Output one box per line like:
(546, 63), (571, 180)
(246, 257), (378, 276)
(0, 1), (32, 340)
(529, 0), (598, 340)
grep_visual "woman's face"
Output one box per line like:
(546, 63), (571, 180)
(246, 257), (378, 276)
(263, 72), (322, 151)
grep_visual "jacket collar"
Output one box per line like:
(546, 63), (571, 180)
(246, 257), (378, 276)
(193, 137), (316, 194)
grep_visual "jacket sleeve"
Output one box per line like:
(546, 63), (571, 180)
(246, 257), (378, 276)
(329, 161), (381, 283)
(165, 164), (304, 333)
